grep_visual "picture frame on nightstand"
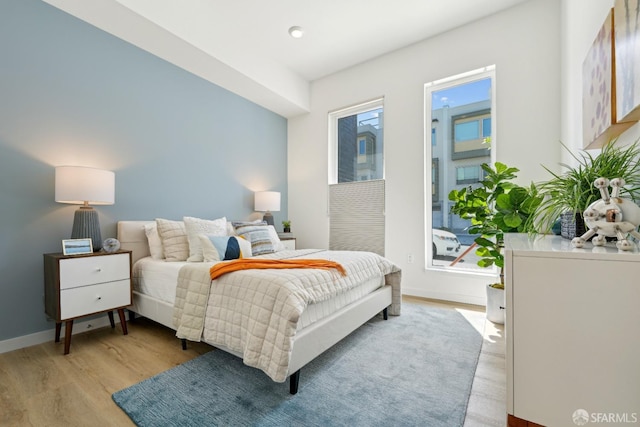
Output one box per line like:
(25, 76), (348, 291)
(62, 238), (93, 255)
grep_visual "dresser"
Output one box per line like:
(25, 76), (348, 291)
(504, 234), (640, 426)
(44, 250), (133, 354)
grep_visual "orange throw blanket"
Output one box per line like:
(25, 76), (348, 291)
(209, 258), (347, 281)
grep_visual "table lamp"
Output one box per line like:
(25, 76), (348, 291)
(55, 166), (115, 251)
(254, 191), (280, 226)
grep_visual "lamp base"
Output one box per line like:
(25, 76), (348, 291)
(71, 206), (102, 251)
(262, 212), (274, 226)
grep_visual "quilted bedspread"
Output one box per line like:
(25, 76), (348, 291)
(173, 249), (401, 382)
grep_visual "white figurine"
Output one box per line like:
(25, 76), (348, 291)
(571, 178), (640, 250)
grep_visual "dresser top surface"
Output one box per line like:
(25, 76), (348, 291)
(504, 233), (640, 260)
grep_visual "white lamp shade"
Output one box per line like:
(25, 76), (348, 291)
(55, 166), (115, 205)
(254, 191), (280, 212)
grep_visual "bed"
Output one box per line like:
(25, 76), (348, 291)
(117, 220), (402, 394)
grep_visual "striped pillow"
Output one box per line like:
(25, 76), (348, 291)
(234, 224), (275, 255)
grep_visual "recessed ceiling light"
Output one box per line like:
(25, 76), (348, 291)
(288, 26), (304, 39)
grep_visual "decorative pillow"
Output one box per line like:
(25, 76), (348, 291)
(184, 216), (228, 262)
(231, 219), (267, 228)
(143, 222), (164, 259)
(266, 225), (285, 252)
(234, 224), (276, 255)
(155, 218), (188, 262)
(233, 221), (285, 253)
(198, 234), (252, 262)
(226, 221), (236, 236)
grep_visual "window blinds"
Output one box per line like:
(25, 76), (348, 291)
(329, 179), (385, 255)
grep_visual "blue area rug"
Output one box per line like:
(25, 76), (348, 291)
(112, 302), (483, 426)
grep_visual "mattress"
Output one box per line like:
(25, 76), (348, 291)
(132, 256), (384, 330)
(132, 257), (186, 304)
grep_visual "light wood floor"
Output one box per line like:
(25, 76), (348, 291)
(0, 297), (505, 427)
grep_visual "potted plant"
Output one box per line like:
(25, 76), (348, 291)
(449, 162), (541, 324)
(532, 140), (640, 237)
(282, 220), (291, 233)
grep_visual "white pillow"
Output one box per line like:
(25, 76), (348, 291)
(226, 221), (236, 236)
(198, 234), (252, 262)
(144, 222), (164, 259)
(266, 225), (285, 252)
(184, 216), (227, 262)
(155, 218), (188, 262)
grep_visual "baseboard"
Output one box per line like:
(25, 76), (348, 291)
(402, 287), (486, 307)
(0, 316), (119, 354)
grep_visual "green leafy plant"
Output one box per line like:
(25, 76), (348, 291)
(282, 220), (291, 229)
(448, 162), (541, 288)
(532, 140), (640, 233)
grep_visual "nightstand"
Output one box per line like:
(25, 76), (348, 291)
(44, 250), (132, 354)
(279, 236), (296, 250)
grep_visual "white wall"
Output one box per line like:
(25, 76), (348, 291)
(289, 0), (561, 305)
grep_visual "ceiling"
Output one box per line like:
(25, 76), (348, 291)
(44, 0), (529, 117)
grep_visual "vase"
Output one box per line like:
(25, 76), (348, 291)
(560, 212), (587, 239)
(486, 284), (505, 324)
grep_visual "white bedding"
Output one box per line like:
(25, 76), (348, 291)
(132, 253), (386, 331)
(118, 220), (402, 391)
(133, 257), (186, 304)
(173, 249), (401, 382)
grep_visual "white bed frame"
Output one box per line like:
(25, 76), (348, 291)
(117, 221), (392, 394)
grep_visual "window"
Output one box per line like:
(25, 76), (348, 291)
(328, 99), (386, 255)
(456, 165), (484, 185)
(329, 98), (384, 184)
(425, 67), (495, 273)
(452, 110), (491, 159)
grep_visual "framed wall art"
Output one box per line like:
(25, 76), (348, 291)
(615, 0), (640, 123)
(582, 8), (634, 149)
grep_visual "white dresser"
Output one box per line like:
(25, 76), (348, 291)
(504, 234), (640, 426)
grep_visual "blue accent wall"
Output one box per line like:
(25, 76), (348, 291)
(0, 1), (288, 341)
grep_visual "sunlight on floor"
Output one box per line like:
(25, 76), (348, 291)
(456, 307), (487, 336)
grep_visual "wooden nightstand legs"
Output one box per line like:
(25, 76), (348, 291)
(117, 309), (128, 335)
(107, 309), (128, 334)
(109, 309), (128, 334)
(63, 321), (73, 355)
(55, 309), (128, 355)
(54, 320), (73, 354)
(53, 320), (75, 355)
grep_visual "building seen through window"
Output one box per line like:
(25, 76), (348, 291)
(428, 71), (494, 273)
(337, 107), (383, 183)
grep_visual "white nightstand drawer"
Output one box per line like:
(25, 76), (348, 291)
(59, 253), (130, 289)
(60, 279), (131, 320)
(281, 239), (296, 250)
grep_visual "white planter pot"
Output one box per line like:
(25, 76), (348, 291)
(486, 284), (505, 324)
